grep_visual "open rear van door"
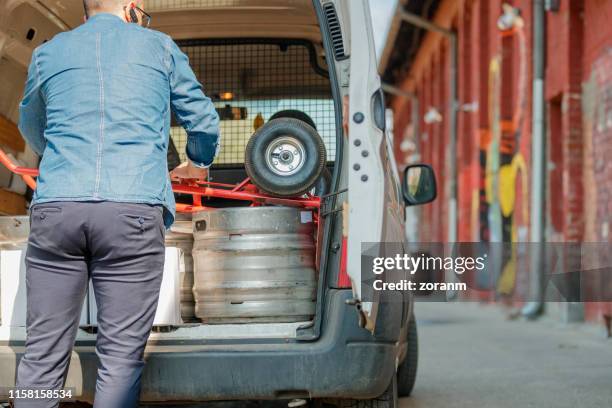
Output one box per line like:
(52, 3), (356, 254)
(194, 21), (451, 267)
(342, 0), (388, 332)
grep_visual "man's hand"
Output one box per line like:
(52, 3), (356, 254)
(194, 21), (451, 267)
(170, 161), (208, 183)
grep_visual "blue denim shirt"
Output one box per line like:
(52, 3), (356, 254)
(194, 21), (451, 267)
(18, 13), (220, 228)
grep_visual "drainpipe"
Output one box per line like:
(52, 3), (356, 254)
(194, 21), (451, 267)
(398, 11), (459, 244)
(522, 0), (546, 318)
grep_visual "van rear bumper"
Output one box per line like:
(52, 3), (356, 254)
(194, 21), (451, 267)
(0, 290), (400, 403)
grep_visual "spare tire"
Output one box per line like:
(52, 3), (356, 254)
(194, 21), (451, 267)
(269, 110), (317, 130)
(245, 119), (326, 197)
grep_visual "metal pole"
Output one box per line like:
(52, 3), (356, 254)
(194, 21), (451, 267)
(448, 33), (458, 244)
(522, 0), (546, 319)
(397, 11), (459, 243)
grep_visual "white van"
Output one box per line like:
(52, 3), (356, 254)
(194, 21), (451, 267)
(0, 1), (436, 406)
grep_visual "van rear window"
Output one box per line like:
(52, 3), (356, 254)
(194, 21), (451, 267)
(170, 39), (337, 165)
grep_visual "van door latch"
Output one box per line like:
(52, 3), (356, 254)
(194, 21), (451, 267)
(345, 298), (367, 328)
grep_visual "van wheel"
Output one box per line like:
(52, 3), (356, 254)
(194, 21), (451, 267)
(337, 374), (398, 408)
(245, 119), (326, 197)
(397, 315), (418, 397)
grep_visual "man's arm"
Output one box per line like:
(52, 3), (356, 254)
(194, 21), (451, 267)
(18, 49), (47, 156)
(168, 38), (220, 169)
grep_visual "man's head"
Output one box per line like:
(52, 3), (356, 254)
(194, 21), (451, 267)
(83, 0), (148, 27)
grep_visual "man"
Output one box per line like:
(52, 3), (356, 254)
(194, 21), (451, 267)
(15, 1), (220, 407)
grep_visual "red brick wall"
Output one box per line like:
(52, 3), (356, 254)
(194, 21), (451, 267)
(546, 0), (585, 243)
(389, 0), (612, 322)
(581, 0), (612, 321)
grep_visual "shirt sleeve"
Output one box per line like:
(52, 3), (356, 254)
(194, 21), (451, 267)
(18, 49), (47, 157)
(168, 38), (220, 168)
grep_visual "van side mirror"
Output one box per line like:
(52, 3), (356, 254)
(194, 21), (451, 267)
(402, 164), (437, 206)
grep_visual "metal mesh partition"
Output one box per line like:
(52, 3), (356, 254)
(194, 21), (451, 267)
(170, 39), (336, 166)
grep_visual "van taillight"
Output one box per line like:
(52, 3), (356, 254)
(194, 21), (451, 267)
(337, 237), (351, 288)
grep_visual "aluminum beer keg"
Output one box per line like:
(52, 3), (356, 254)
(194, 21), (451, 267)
(192, 207), (317, 323)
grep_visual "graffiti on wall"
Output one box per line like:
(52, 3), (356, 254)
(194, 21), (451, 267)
(476, 19), (529, 296)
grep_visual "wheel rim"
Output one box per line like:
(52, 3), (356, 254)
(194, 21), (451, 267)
(264, 136), (306, 176)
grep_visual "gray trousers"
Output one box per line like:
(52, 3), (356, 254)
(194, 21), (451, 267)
(15, 201), (166, 408)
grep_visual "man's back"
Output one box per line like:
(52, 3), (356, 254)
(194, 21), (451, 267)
(19, 13), (220, 227)
(15, 7), (219, 408)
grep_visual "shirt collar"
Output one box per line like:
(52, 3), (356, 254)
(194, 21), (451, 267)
(87, 13), (124, 23)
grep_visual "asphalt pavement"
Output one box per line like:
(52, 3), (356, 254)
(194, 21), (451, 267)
(402, 302), (612, 408)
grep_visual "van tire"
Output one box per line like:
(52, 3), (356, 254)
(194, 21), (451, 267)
(336, 374), (398, 408)
(397, 315), (418, 397)
(245, 119), (326, 197)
